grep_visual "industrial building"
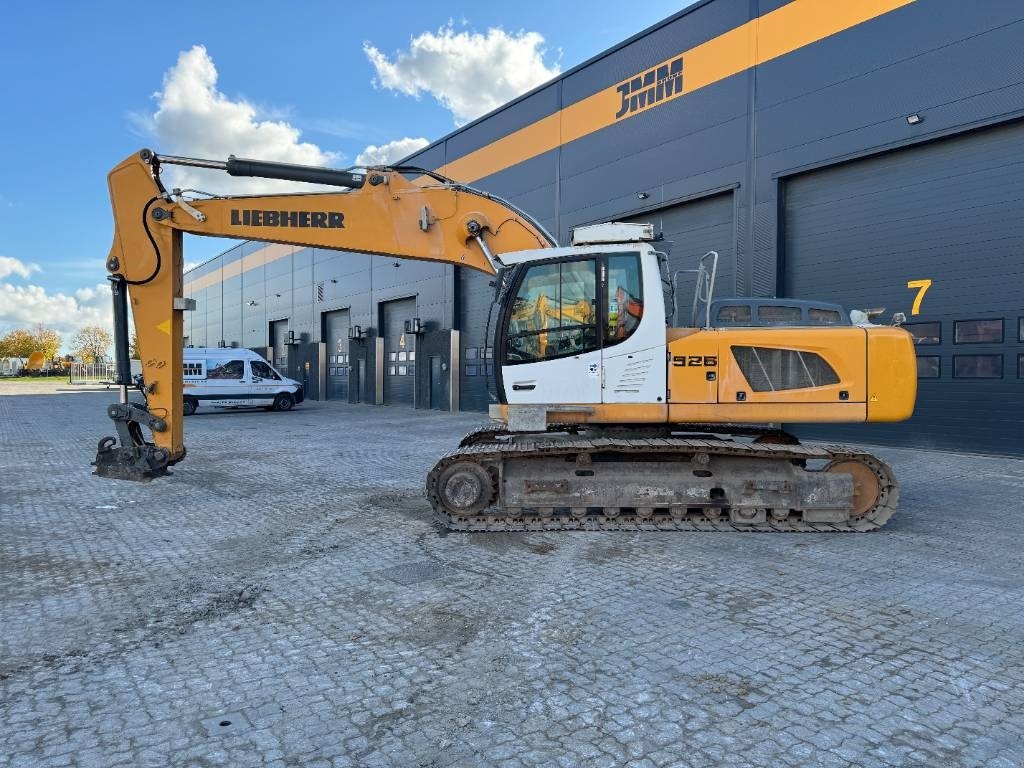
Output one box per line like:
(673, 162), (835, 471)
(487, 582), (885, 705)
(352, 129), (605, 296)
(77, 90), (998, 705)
(183, 0), (1024, 455)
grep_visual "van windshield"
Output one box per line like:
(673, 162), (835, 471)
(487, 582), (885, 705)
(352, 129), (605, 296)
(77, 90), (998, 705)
(251, 360), (281, 380)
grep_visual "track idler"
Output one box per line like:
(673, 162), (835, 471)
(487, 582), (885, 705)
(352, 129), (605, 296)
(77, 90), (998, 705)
(93, 402), (172, 481)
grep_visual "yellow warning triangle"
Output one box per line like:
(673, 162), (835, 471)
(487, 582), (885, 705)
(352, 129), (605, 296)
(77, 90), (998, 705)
(156, 319), (171, 335)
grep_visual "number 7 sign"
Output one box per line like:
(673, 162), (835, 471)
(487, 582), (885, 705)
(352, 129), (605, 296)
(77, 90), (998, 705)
(907, 279), (932, 316)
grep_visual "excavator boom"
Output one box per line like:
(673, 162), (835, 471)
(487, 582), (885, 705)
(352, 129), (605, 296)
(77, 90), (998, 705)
(95, 149), (553, 480)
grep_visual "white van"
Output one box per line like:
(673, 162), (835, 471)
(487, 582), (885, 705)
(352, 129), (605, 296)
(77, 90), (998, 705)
(182, 348), (304, 415)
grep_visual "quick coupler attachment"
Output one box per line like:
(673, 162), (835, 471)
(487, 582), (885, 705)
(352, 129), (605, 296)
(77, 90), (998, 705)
(93, 402), (171, 481)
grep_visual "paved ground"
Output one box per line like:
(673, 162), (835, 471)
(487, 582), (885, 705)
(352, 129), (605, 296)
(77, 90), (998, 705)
(2, 389), (1023, 768)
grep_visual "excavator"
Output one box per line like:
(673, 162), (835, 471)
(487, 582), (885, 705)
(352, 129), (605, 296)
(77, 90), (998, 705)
(94, 149), (917, 532)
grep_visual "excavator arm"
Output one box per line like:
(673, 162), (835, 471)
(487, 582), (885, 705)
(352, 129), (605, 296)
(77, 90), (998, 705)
(94, 149), (554, 481)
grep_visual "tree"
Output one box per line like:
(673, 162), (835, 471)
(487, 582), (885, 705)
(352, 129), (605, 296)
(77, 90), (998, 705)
(0, 328), (36, 358)
(129, 331), (140, 359)
(30, 324), (61, 360)
(71, 325), (112, 363)
(0, 325), (62, 361)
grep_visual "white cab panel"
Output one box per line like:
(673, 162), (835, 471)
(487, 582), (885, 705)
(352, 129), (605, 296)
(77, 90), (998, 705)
(602, 249), (667, 404)
(502, 348), (602, 404)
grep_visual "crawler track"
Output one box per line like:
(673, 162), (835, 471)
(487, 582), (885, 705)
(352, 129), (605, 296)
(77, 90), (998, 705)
(427, 431), (899, 532)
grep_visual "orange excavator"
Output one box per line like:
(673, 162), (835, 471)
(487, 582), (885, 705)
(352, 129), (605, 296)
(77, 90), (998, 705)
(95, 149), (917, 531)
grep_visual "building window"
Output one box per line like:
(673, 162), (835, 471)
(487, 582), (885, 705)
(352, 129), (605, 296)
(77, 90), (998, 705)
(398, 365), (408, 376)
(388, 366), (396, 376)
(916, 356), (939, 379)
(953, 355), (1002, 379)
(465, 365), (478, 377)
(903, 322), (941, 346)
(954, 319), (1003, 344)
(1019, 354), (1024, 380)
(466, 347), (478, 360)
(1019, 318), (1024, 343)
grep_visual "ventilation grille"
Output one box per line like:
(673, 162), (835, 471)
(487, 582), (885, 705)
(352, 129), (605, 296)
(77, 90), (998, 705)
(613, 357), (653, 393)
(316, 281), (325, 302)
(731, 346), (839, 392)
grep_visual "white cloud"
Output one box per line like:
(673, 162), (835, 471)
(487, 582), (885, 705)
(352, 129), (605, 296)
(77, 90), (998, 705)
(0, 255), (40, 280)
(355, 137), (430, 167)
(0, 281), (112, 340)
(364, 23), (561, 125)
(146, 45), (340, 194)
(0, 256), (110, 345)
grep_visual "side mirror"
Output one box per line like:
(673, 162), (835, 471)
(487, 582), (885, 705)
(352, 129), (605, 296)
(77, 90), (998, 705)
(891, 312), (906, 327)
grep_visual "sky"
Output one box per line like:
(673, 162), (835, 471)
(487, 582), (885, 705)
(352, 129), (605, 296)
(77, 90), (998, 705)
(0, 0), (691, 347)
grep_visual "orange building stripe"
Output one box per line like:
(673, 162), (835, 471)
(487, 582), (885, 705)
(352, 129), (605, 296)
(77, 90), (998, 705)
(439, 0), (914, 182)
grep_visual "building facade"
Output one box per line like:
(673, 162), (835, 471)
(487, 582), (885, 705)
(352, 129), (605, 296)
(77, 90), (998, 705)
(184, 0), (1024, 454)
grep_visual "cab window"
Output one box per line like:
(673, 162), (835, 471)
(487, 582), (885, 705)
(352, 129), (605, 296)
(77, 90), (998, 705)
(605, 254), (643, 346)
(206, 359), (245, 379)
(506, 259), (598, 364)
(251, 360), (281, 380)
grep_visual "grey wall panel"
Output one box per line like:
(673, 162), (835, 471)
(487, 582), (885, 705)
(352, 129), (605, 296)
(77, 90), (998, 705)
(782, 120), (1024, 454)
(755, 3), (1023, 109)
(756, 20), (1024, 160)
(559, 111), (747, 217)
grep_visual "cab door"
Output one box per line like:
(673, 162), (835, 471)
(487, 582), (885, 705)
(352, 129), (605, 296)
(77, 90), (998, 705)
(601, 251), (667, 404)
(249, 358), (284, 407)
(501, 257), (602, 404)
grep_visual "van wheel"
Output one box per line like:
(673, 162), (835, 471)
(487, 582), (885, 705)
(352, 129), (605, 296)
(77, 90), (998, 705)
(273, 393), (295, 412)
(183, 397), (198, 416)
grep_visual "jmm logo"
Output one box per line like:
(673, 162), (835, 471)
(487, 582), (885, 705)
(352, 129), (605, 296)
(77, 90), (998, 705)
(230, 209), (344, 228)
(615, 57), (683, 119)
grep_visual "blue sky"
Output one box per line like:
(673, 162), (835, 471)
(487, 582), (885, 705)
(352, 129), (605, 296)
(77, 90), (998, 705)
(0, 0), (690, 340)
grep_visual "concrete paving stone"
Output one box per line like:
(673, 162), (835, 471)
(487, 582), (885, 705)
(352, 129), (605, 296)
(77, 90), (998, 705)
(1, 394), (1024, 767)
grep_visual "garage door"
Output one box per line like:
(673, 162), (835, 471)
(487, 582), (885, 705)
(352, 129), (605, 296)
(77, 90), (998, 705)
(626, 191), (735, 326)
(783, 120), (1024, 454)
(322, 309), (351, 401)
(380, 298), (416, 406)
